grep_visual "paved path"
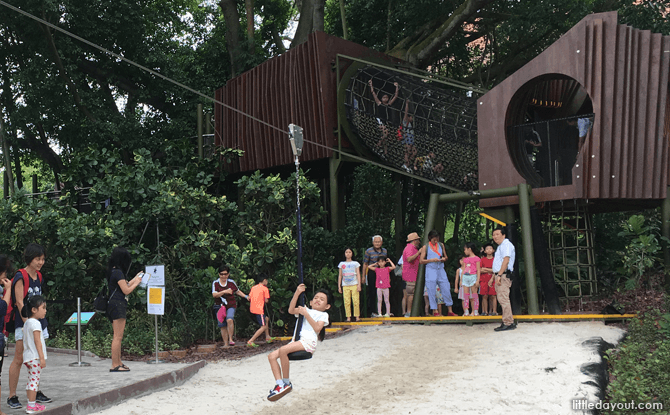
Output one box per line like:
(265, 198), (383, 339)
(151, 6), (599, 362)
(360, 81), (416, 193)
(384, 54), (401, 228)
(2, 345), (204, 415)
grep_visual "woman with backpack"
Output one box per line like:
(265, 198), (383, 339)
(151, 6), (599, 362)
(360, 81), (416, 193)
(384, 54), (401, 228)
(106, 247), (143, 372)
(6, 243), (52, 410)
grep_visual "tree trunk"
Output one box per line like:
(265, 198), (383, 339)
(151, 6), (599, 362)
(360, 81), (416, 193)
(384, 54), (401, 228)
(219, 0), (242, 76)
(313, 0), (325, 33)
(13, 150), (23, 190)
(245, 0), (255, 52)
(385, 0), (393, 52)
(0, 117), (14, 196)
(339, 0), (348, 40)
(291, 0), (315, 48)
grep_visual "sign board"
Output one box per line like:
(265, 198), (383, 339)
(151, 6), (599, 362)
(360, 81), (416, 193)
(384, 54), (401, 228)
(144, 265), (165, 286)
(147, 286), (165, 315)
(64, 312), (96, 326)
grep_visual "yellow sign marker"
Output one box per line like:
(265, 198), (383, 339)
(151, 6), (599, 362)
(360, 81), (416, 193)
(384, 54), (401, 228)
(479, 213), (506, 227)
(149, 287), (162, 304)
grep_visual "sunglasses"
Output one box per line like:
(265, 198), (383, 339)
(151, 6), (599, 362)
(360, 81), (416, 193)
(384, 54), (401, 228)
(219, 272), (229, 276)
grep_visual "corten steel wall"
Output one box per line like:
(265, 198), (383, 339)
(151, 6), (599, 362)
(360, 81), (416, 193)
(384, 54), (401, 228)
(215, 32), (399, 173)
(477, 12), (670, 208)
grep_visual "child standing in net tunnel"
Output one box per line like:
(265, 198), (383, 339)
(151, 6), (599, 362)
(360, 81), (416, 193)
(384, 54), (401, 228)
(368, 256), (395, 317)
(266, 284), (331, 401)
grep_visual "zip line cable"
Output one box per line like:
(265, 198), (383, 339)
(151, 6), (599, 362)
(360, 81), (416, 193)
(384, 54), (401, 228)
(0, 0), (460, 192)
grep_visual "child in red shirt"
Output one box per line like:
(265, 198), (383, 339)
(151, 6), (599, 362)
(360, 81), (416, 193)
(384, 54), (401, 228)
(479, 243), (497, 316)
(368, 256), (395, 318)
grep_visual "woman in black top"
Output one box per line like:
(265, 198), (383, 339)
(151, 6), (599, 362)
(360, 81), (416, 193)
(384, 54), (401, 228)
(106, 247), (142, 372)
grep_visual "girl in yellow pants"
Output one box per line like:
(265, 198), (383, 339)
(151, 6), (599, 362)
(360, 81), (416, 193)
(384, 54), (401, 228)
(337, 248), (361, 322)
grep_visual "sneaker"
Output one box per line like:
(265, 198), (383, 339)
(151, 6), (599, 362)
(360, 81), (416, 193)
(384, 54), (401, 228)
(481, 312), (488, 316)
(267, 383), (292, 401)
(36, 391), (52, 404)
(25, 403), (45, 413)
(404, 313), (410, 318)
(447, 312), (457, 316)
(464, 311), (470, 316)
(474, 311), (479, 316)
(7, 396), (22, 409)
(371, 313), (379, 318)
(383, 314), (390, 318)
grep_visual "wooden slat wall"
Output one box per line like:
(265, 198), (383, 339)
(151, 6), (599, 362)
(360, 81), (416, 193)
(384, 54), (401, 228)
(214, 34), (330, 172)
(478, 12), (670, 208)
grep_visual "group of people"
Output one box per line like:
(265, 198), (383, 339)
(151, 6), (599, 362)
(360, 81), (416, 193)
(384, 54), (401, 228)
(337, 227), (517, 332)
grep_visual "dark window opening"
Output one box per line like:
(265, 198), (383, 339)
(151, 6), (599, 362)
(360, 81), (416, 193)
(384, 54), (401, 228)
(505, 76), (594, 188)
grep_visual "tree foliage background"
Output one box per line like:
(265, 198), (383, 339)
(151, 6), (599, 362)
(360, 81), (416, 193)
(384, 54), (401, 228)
(1, 0), (669, 351)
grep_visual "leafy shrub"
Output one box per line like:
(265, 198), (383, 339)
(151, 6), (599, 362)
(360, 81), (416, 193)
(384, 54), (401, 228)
(605, 311), (670, 414)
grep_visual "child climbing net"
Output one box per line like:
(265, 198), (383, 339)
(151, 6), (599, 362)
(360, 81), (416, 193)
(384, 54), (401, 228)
(266, 284), (332, 401)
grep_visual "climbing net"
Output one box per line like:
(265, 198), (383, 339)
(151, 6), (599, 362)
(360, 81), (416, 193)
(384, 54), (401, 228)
(344, 66), (480, 191)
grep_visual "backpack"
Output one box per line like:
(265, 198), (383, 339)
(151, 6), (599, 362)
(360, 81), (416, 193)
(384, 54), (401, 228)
(93, 272), (118, 314)
(4, 269), (43, 335)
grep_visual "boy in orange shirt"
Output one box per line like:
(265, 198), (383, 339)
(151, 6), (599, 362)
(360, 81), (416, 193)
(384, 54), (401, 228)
(247, 274), (274, 347)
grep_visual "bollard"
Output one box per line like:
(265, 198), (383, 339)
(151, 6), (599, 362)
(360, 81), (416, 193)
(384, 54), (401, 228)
(69, 297), (90, 367)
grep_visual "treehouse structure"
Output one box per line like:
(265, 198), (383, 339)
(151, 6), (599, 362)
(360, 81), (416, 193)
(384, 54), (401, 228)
(213, 13), (670, 316)
(473, 11), (670, 306)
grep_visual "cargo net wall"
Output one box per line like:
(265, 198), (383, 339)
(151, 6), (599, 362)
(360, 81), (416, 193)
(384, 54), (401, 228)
(345, 66), (479, 191)
(544, 203), (597, 305)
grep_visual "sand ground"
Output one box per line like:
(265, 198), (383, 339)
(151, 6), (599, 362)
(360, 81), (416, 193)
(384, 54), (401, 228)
(92, 322), (624, 415)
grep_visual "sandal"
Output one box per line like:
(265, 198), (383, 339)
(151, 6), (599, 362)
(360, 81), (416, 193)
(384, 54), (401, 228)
(266, 337), (277, 343)
(229, 341), (236, 346)
(110, 365), (130, 372)
(247, 341), (259, 348)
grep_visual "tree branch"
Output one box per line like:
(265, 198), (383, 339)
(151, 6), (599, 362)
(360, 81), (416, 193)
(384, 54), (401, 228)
(38, 14), (98, 123)
(389, 0), (495, 69)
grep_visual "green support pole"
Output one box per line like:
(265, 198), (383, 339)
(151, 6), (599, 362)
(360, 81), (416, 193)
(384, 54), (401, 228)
(662, 187), (670, 286)
(329, 157), (342, 231)
(411, 193), (440, 317)
(518, 183), (539, 315)
(437, 186), (520, 203)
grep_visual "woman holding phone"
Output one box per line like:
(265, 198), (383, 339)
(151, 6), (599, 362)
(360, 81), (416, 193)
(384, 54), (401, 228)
(106, 247), (143, 372)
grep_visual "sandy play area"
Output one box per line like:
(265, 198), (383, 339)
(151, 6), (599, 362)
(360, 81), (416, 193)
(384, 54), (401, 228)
(93, 322), (624, 415)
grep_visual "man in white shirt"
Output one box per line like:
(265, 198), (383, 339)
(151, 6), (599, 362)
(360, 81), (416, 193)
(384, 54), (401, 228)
(492, 227), (516, 331)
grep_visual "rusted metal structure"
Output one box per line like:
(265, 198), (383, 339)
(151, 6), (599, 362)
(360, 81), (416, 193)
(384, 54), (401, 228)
(214, 32), (399, 173)
(477, 11), (670, 210)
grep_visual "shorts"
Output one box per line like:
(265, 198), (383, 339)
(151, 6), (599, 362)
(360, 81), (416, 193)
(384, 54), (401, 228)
(404, 281), (416, 295)
(251, 313), (266, 327)
(462, 274), (477, 287)
(15, 326), (49, 341)
(217, 307), (236, 328)
(106, 298), (127, 322)
(479, 274), (496, 295)
(24, 359), (42, 392)
(297, 338), (317, 354)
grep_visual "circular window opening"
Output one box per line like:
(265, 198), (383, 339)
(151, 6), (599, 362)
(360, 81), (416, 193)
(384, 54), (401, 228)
(505, 75), (594, 188)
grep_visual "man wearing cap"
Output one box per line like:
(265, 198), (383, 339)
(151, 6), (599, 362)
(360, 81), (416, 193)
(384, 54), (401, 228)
(401, 232), (424, 317)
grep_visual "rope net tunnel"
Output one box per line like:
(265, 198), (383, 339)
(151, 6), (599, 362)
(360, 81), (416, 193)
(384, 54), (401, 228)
(344, 66), (480, 191)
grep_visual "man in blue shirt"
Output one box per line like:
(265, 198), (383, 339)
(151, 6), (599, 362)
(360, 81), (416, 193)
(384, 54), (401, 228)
(492, 227), (516, 331)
